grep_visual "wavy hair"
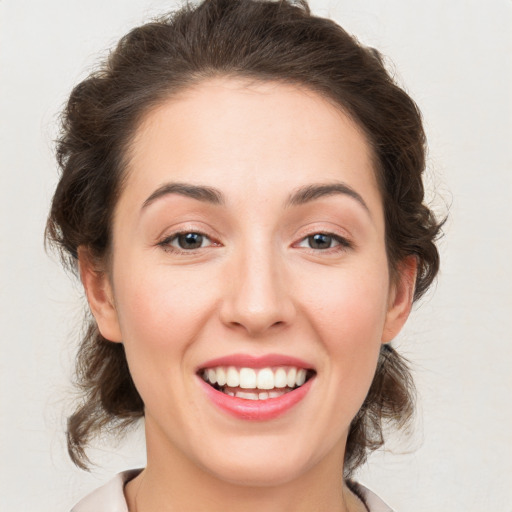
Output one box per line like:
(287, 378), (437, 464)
(46, 0), (443, 476)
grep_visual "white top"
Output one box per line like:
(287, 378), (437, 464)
(71, 469), (394, 512)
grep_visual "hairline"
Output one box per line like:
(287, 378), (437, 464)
(102, 73), (394, 276)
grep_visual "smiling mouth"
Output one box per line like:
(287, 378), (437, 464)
(199, 366), (316, 400)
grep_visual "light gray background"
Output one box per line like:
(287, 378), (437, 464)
(1, 0), (511, 510)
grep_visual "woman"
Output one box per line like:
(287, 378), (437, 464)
(46, 0), (442, 510)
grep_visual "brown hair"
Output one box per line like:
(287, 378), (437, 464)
(46, 0), (442, 476)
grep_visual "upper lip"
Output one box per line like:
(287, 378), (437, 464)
(197, 353), (315, 371)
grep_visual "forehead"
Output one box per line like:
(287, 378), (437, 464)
(120, 77), (382, 216)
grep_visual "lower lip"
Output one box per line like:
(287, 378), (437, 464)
(199, 377), (314, 421)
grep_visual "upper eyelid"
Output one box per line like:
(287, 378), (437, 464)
(157, 223), (217, 242)
(158, 228), (347, 240)
(160, 230), (215, 246)
(156, 231), (217, 256)
(156, 222), (354, 246)
(294, 232), (352, 250)
(297, 233), (347, 243)
(292, 225), (352, 245)
(161, 230), (211, 241)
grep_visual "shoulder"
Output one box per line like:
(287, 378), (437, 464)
(349, 481), (395, 512)
(71, 469), (142, 512)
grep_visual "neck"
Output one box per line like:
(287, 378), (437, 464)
(125, 420), (366, 512)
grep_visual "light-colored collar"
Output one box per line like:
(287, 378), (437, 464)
(350, 481), (395, 512)
(71, 469), (394, 512)
(71, 469), (142, 512)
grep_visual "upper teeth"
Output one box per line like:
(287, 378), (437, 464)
(203, 366), (307, 390)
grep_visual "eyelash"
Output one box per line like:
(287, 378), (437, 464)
(157, 230), (352, 255)
(295, 233), (352, 253)
(157, 231), (218, 255)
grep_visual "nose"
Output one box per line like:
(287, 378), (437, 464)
(219, 241), (296, 337)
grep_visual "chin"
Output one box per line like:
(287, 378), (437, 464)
(193, 436), (327, 488)
(205, 457), (310, 488)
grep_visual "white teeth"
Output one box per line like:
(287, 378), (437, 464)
(274, 368), (287, 388)
(216, 367), (227, 387)
(256, 368), (275, 389)
(235, 391), (259, 400)
(203, 365), (312, 392)
(207, 368), (217, 385)
(226, 366), (239, 387)
(235, 390), (288, 400)
(239, 368), (257, 389)
(287, 367), (297, 387)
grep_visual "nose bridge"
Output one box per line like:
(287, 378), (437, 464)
(221, 231), (294, 336)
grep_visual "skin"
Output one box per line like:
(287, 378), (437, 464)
(79, 77), (416, 512)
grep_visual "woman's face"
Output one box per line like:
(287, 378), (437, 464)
(85, 77), (413, 485)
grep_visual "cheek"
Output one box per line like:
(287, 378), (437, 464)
(110, 264), (220, 410)
(300, 262), (389, 387)
(110, 266), (219, 421)
(302, 260), (390, 337)
(114, 266), (213, 346)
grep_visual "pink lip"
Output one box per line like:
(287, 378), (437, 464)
(198, 353), (314, 371)
(199, 376), (314, 421)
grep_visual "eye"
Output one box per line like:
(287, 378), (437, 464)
(296, 233), (350, 251)
(158, 231), (214, 252)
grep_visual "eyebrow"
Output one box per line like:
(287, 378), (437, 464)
(142, 182), (225, 209)
(141, 180), (370, 215)
(285, 182), (370, 215)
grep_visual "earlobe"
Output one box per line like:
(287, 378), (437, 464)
(382, 256), (418, 343)
(77, 246), (122, 343)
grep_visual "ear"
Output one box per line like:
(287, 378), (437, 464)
(382, 256), (418, 343)
(77, 246), (122, 343)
